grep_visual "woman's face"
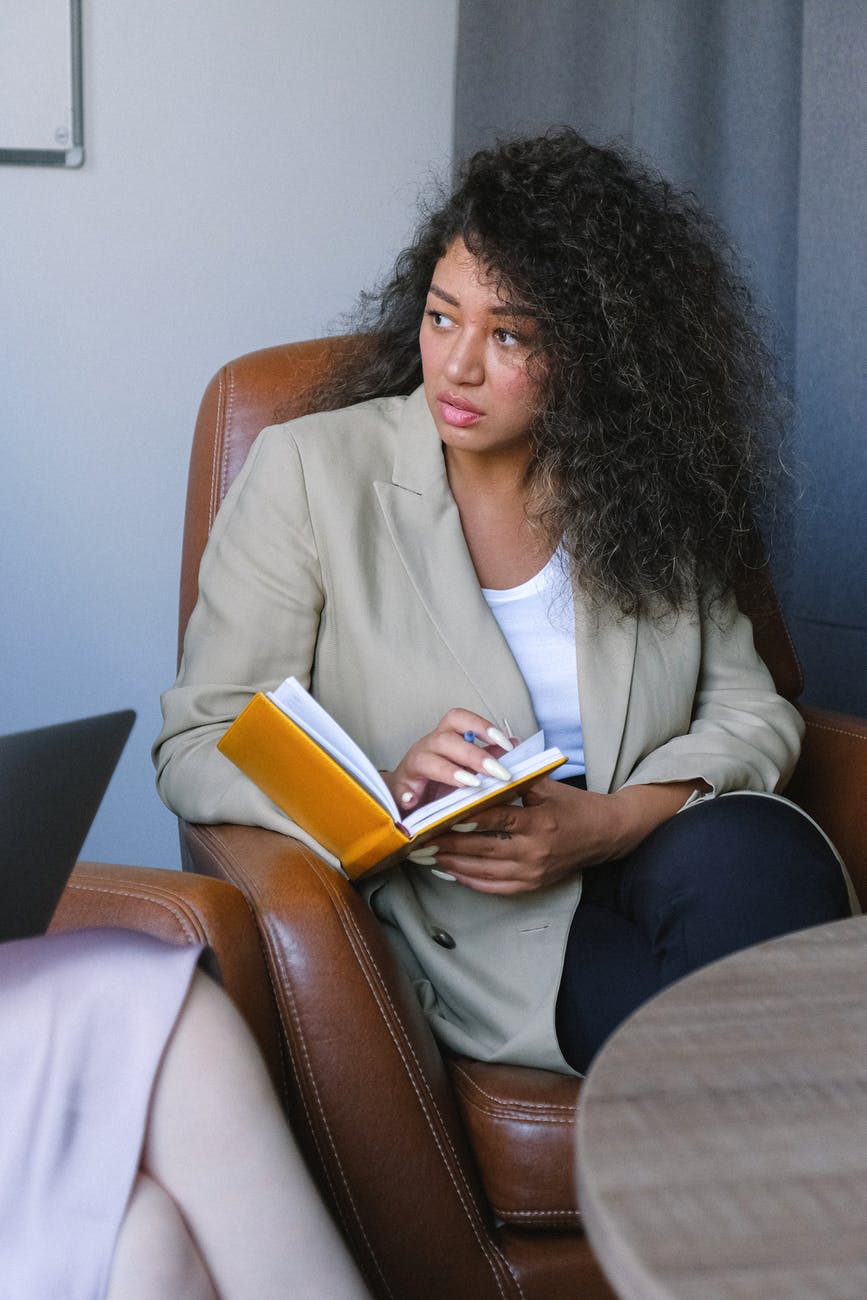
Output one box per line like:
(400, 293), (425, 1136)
(419, 239), (542, 460)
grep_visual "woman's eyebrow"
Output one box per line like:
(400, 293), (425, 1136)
(427, 282), (459, 306)
(427, 283), (536, 317)
(491, 303), (537, 318)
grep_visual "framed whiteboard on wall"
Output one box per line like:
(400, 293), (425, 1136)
(0, 0), (83, 167)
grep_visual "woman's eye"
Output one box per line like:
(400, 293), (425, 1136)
(494, 327), (521, 346)
(426, 309), (454, 329)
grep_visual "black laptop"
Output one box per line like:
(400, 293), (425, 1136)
(0, 709), (135, 943)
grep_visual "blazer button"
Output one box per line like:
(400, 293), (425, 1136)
(430, 927), (456, 949)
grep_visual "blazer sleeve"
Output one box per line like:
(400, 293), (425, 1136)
(152, 425), (340, 862)
(621, 590), (804, 796)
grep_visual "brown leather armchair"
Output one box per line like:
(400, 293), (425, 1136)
(173, 338), (867, 1300)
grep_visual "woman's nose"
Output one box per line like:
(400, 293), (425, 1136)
(444, 330), (484, 385)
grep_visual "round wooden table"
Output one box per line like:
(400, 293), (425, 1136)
(577, 915), (867, 1300)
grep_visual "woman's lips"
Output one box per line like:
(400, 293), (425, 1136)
(437, 394), (484, 427)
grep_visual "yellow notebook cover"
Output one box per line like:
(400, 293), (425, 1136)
(218, 691), (566, 879)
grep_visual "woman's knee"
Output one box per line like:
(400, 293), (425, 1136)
(617, 793), (850, 980)
(107, 1173), (217, 1300)
(159, 970), (272, 1099)
(626, 793), (848, 911)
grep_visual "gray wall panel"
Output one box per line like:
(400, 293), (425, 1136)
(794, 0), (867, 656)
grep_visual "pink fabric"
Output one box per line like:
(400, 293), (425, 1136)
(0, 928), (202, 1298)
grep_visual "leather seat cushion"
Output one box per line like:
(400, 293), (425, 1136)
(449, 1056), (582, 1228)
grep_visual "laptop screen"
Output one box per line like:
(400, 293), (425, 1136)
(0, 710), (135, 942)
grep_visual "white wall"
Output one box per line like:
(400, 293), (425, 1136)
(0, 1), (457, 868)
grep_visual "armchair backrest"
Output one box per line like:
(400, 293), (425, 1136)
(180, 339), (347, 663)
(180, 337), (804, 702)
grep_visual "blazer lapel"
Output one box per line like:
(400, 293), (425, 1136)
(374, 388), (538, 735)
(572, 583), (638, 792)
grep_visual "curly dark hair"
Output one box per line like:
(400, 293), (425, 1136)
(314, 128), (788, 615)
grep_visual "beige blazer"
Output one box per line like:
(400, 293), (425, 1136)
(155, 387), (804, 1072)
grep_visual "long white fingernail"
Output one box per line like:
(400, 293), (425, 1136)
(401, 791), (415, 804)
(408, 849), (438, 865)
(454, 769), (482, 787)
(486, 726), (514, 752)
(431, 868), (457, 882)
(482, 757), (512, 781)
(451, 822), (478, 832)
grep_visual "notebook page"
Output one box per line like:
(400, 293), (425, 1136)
(268, 678), (399, 818)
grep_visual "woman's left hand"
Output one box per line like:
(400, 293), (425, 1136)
(427, 777), (706, 894)
(428, 779), (613, 894)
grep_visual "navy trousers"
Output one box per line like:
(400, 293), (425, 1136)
(555, 792), (851, 1074)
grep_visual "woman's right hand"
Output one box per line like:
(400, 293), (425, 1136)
(380, 708), (515, 812)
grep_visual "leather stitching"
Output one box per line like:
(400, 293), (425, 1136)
(272, 933), (389, 1292)
(268, 911), (388, 1292)
(451, 1065), (578, 1219)
(805, 720), (867, 744)
(220, 366), (236, 513)
(467, 1108), (575, 1126)
(305, 854), (522, 1298)
(64, 881), (200, 942)
(451, 1064), (576, 1121)
(495, 1207), (582, 1223)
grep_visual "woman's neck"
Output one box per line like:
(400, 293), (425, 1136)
(444, 445), (554, 589)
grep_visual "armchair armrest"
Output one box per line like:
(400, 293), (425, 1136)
(180, 821), (522, 1300)
(787, 705), (867, 908)
(50, 861), (283, 1095)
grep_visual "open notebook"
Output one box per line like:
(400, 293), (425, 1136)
(0, 710), (135, 942)
(218, 678), (565, 878)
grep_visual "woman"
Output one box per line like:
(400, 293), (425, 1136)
(2, 930), (367, 1298)
(155, 129), (851, 1076)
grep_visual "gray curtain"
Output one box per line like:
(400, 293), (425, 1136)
(455, 0), (867, 716)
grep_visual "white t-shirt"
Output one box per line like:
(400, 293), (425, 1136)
(481, 547), (584, 779)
